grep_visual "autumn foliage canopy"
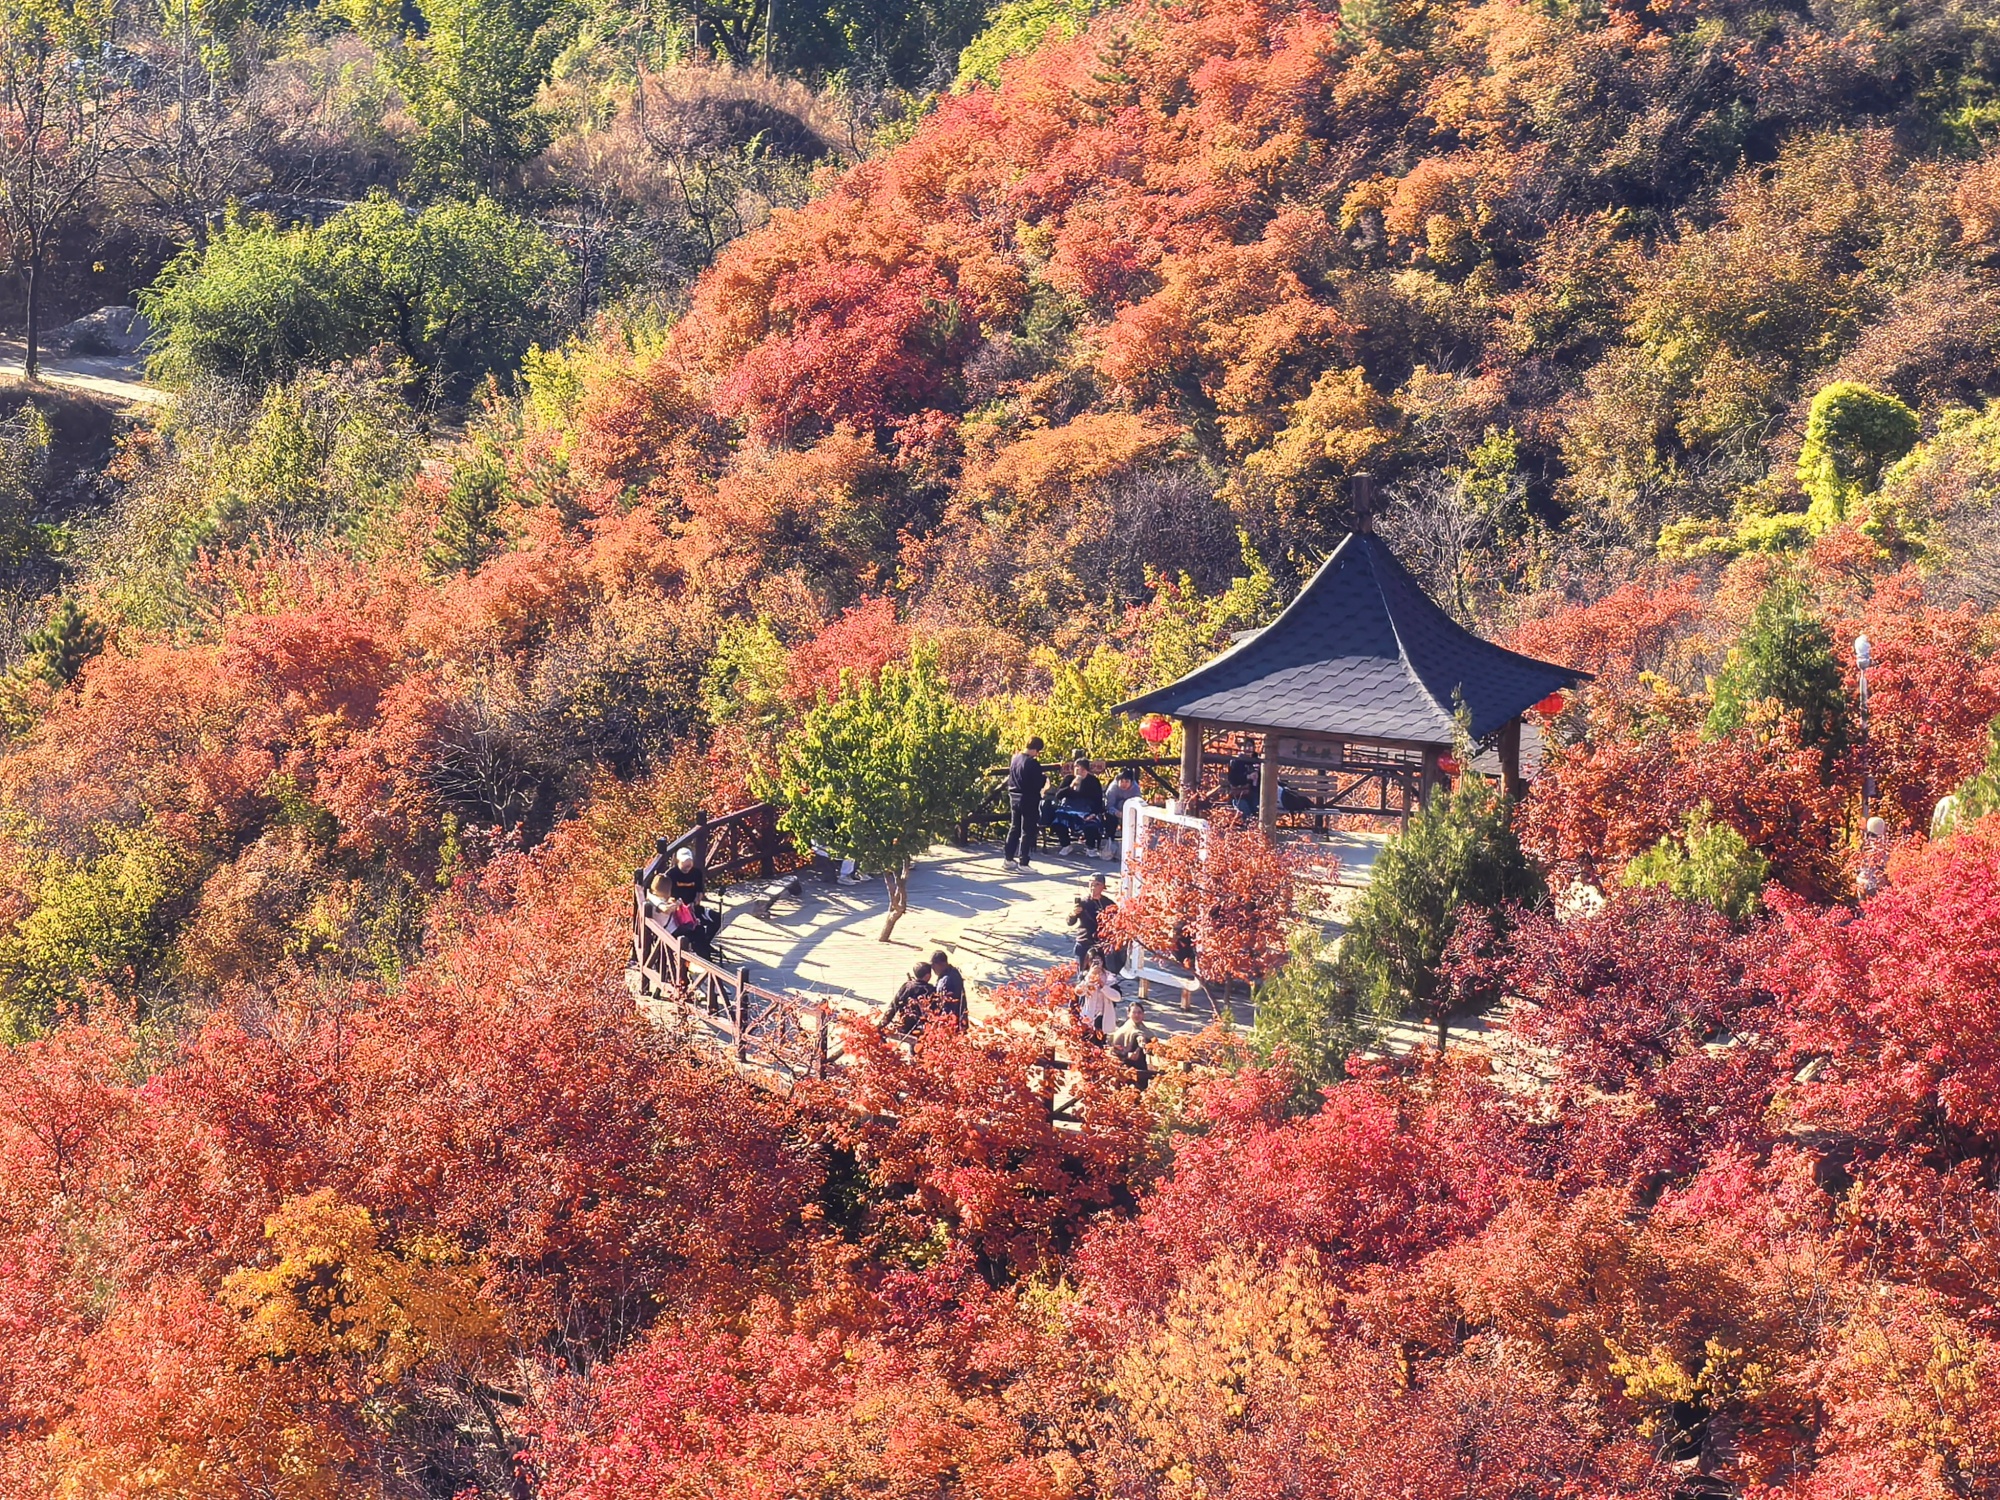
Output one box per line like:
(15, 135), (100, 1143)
(12, 0), (2000, 1490)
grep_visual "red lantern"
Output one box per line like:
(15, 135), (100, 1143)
(1437, 754), (1461, 776)
(1138, 714), (1174, 745)
(1533, 691), (1566, 716)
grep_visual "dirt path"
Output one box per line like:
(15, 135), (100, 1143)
(0, 341), (169, 406)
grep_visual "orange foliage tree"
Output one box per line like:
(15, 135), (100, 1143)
(1107, 810), (1300, 987)
(824, 981), (1161, 1281)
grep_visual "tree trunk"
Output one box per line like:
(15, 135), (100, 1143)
(878, 860), (911, 942)
(23, 255), (42, 383)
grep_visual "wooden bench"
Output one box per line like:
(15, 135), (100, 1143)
(754, 875), (804, 916)
(1131, 965), (1204, 1009)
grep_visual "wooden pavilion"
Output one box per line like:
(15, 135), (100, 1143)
(1118, 480), (1588, 831)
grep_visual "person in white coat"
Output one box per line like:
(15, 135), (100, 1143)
(1075, 952), (1119, 1036)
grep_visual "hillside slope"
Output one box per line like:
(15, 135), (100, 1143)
(575, 0), (2000, 638)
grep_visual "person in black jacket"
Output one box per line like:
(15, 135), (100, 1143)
(929, 949), (968, 1028)
(882, 963), (937, 1037)
(652, 846), (719, 958)
(1226, 747), (1260, 819)
(1068, 873), (1117, 969)
(1003, 737), (1046, 870)
(1052, 758), (1108, 855)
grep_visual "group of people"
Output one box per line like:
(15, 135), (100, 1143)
(1003, 737), (1147, 867)
(875, 868), (1153, 1086)
(883, 950), (969, 1035)
(644, 841), (722, 959)
(1066, 872), (1152, 1086)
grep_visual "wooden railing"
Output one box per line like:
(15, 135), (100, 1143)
(632, 803), (834, 1086)
(631, 876), (843, 1085)
(646, 802), (804, 890)
(630, 801), (1129, 1110)
(957, 756), (1182, 843)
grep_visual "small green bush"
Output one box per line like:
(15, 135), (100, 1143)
(142, 196), (571, 399)
(955, 0), (1096, 90)
(766, 653), (996, 941)
(0, 825), (205, 1038)
(1622, 805), (1770, 919)
(1940, 716), (2000, 833)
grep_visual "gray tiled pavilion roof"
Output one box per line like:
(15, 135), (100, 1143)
(1119, 531), (1589, 746)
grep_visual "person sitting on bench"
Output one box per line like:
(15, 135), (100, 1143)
(1045, 758), (1108, 855)
(930, 950), (968, 1029)
(1226, 748), (1260, 819)
(654, 847), (720, 958)
(1109, 1001), (1154, 1089)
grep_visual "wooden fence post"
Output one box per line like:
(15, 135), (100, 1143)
(733, 971), (749, 1061)
(631, 875), (644, 983)
(1178, 720), (1202, 803)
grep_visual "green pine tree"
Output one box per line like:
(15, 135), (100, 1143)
(425, 443), (514, 578)
(1251, 923), (1380, 1094)
(1705, 577), (1850, 767)
(1337, 767), (1542, 1047)
(22, 597), (104, 687)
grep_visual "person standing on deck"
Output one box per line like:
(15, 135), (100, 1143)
(1003, 737), (1047, 870)
(1068, 874), (1116, 970)
(1226, 747), (1260, 820)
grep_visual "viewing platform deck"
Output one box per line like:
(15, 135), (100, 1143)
(712, 833), (1382, 1022)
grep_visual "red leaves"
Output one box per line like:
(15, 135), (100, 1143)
(1508, 577), (1707, 700)
(219, 607), (400, 744)
(784, 596), (909, 705)
(1767, 822), (2000, 1153)
(715, 259), (985, 443)
(1108, 811), (1299, 984)
(826, 984), (1160, 1280)
(1521, 707), (1850, 898)
(0, 1018), (138, 1207)
(1502, 891), (1784, 1193)
(567, 349), (722, 513)
(1837, 590), (2000, 832)
(1075, 1064), (1517, 1325)
(1221, 1340), (1667, 1500)
(44, 1277), (366, 1500)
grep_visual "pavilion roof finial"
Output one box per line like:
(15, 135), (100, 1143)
(1351, 473), (1375, 534)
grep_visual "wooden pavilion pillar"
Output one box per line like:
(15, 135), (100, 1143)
(1496, 716), (1525, 801)
(1178, 717), (1203, 804)
(1258, 730), (1280, 832)
(1418, 747), (1445, 810)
